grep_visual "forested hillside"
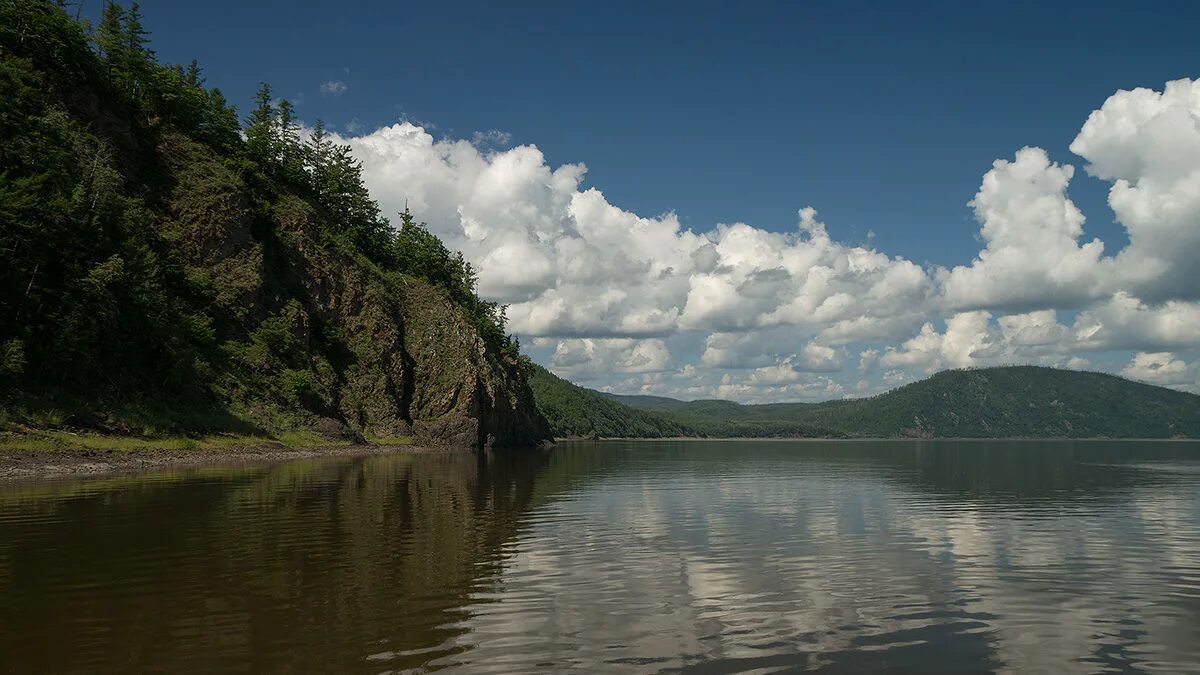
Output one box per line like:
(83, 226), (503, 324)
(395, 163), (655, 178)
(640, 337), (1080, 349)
(0, 1), (549, 448)
(603, 367), (1200, 439)
(526, 365), (695, 438)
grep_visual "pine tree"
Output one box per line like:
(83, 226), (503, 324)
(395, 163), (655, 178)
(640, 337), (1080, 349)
(96, 1), (125, 72)
(275, 99), (305, 179)
(203, 88), (241, 152)
(243, 82), (277, 165)
(306, 119), (333, 199)
(183, 59), (201, 87)
(124, 2), (150, 61)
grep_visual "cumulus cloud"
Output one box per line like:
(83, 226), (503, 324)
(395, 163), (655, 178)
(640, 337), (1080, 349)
(939, 147), (1107, 310)
(330, 77), (1200, 401)
(1072, 293), (1200, 351)
(876, 303), (1200, 387)
(1071, 78), (1200, 302)
(1121, 352), (1197, 390)
(549, 338), (672, 380)
(941, 78), (1200, 312)
(698, 329), (845, 372)
(337, 123), (931, 344)
(880, 311), (1000, 373)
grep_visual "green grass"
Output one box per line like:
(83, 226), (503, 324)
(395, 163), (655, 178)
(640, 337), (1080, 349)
(0, 430), (336, 453)
(0, 428), (419, 453)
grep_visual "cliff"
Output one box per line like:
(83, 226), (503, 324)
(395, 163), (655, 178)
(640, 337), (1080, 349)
(0, 2), (550, 449)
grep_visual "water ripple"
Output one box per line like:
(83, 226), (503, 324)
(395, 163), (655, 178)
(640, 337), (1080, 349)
(0, 440), (1197, 672)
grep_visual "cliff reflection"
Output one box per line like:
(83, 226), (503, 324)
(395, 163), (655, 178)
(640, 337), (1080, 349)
(0, 451), (556, 672)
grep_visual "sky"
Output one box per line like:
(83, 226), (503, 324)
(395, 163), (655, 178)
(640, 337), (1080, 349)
(117, 0), (1200, 401)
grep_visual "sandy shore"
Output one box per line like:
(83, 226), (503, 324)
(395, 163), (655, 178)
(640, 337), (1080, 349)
(0, 443), (440, 482)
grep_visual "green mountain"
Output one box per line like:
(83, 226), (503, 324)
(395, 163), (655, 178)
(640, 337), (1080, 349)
(527, 365), (695, 438)
(0, 2), (549, 448)
(601, 366), (1200, 439)
(529, 365), (842, 439)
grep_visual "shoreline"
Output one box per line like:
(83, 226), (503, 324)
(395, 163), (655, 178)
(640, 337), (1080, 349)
(556, 436), (1200, 442)
(0, 442), (443, 483)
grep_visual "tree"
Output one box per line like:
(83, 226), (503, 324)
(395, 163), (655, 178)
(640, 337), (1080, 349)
(275, 98), (305, 179)
(201, 88), (241, 152)
(123, 1), (151, 93)
(305, 119), (333, 199)
(243, 82), (277, 165)
(183, 59), (201, 87)
(95, 1), (125, 71)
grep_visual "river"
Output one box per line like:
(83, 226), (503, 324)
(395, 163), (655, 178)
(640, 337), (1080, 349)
(1, 439), (1198, 672)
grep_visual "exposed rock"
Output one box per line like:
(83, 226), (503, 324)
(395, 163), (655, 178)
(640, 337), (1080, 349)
(160, 131), (551, 450)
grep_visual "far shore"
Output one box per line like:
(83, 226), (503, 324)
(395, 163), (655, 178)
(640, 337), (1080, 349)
(556, 436), (1200, 442)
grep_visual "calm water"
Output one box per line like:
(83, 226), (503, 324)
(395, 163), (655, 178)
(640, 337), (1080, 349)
(1, 441), (1199, 673)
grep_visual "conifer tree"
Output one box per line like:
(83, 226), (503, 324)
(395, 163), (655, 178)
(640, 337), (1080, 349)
(244, 82), (277, 165)
(96, 1), (125, 72)
(123, 2), (150, 67)
(203, 88), (241, 152)
(183, 59), (201, 87)
(306, 119), (334, 199)
(275, 99), (305, 179)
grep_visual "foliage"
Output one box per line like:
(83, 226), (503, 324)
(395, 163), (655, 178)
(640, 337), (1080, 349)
(0, 0), (526, 436)
(527, 364), (697, 438)
(602, 366), (1200, 439)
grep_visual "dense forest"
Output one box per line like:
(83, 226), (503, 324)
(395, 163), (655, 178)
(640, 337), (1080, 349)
(0, 1), (548, 447)
(527, 364), (697, 439)
(600, 366), (1200, 439)
(537, 363), (1200, 440)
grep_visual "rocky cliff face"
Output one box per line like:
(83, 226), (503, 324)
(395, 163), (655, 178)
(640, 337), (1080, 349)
(157, 132), (551, 449)
(0, 2), (550, 449)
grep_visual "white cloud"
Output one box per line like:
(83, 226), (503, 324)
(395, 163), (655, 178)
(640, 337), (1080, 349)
(747, 343), (845, 383)
(330, 78), (1200, 402)
(939, 147), (1107, 310)
(1072, 293), (1200, 351)
(1121, 352), (1196, 390)
(1066, 356), (1091, 370)
(338, 122), (931, 341)
(937, 79), (1200, 313)
(319, 80), (347, 97)
(471, 129), (513, 147)
(1070, 78), (1200, 302)
(549, 338), (672, 380)
(857, 349), (880, 373)
(997, 310), (1069, 348)
(879, 311), (1000, 373)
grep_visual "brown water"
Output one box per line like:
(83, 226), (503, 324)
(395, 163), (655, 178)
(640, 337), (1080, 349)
(1, 440), (1199, 673)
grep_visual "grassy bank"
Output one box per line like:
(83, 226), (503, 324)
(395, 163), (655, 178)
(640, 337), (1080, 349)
(0, 429), (425, 482)
(0, 429), (415, 454)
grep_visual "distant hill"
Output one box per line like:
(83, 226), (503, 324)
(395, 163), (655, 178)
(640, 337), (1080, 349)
(528, 365), (843, 439)
(526, 365), (696, 439)
(592, 366), (1200, 439)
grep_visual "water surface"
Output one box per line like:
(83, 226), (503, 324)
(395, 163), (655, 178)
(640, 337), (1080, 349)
(1, 440), (1199, 673)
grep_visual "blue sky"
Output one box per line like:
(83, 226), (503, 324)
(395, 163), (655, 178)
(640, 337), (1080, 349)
(118, 0), (1200, 400)
(128, 0), (1194, 262)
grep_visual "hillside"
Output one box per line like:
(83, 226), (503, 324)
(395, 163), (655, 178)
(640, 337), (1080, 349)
(602, 367), (1200, 439)
(0, 2), (549, 449)
(526, 365), (695, 438)
(530, 365), (842, 439)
